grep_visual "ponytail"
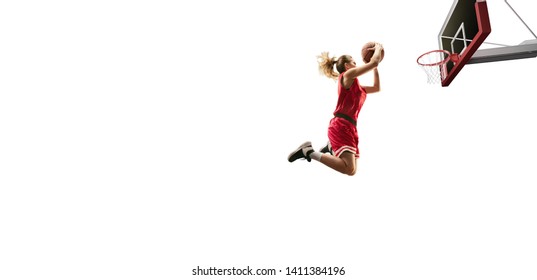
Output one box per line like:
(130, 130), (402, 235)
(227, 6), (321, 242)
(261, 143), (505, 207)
(317, 52), (339, 80)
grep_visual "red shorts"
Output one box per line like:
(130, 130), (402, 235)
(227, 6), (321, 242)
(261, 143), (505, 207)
(327, 117), (359, 158)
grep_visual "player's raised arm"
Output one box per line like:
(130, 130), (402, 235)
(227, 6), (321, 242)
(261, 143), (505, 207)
(363, 68), (381, 94)
(343, 43), (383, 83)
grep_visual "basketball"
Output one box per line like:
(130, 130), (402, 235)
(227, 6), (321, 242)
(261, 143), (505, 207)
(361, 41), (384, 63)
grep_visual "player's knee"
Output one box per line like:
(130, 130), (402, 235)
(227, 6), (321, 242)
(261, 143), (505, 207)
(343, 165), (357, 176)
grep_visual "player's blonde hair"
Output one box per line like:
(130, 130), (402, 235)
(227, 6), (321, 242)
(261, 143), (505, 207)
(317, 52), (353, 80)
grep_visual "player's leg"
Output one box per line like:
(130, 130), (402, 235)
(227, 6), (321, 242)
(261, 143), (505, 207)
(318, 151), (357, 176)
(288, 142), (357, 175)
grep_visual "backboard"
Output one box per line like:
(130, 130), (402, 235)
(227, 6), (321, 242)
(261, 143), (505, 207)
(438, 0), (491, 86)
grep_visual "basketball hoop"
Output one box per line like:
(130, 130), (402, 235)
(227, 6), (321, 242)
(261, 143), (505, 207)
(417, 50), (459, 84)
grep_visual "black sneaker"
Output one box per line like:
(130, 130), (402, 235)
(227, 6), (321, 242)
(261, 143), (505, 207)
(319, 141), (332, 154)
(288, 141), (314, 162)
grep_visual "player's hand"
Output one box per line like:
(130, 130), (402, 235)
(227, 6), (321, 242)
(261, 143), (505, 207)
(370, 42), (384, 65)
(375, 42), (383, 51)
(366, 43), (383, 54)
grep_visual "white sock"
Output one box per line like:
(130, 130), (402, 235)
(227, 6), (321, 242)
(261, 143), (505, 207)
(309, 151), (322, 161)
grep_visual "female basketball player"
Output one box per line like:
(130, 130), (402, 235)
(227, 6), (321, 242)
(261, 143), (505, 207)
(287, 42), (383, 176)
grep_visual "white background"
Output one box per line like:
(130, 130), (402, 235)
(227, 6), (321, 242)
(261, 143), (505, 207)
(1, 0), (536, 279)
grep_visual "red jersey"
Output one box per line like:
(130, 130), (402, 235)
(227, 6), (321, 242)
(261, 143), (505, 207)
(333, 73), (367, 122)
(327, 73), (367, 157)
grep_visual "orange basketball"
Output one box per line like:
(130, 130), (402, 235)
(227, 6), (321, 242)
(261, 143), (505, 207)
(361, 41), (384, 63)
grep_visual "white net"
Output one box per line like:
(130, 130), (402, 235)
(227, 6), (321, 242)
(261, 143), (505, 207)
(417, 50), (450, 84)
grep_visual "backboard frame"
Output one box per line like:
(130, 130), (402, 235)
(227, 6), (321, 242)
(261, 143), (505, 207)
(437, 0), (491, 87)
